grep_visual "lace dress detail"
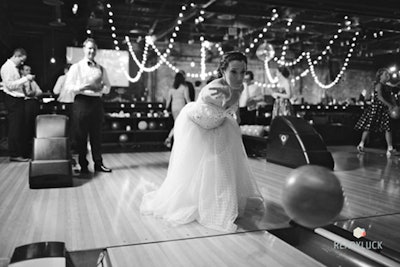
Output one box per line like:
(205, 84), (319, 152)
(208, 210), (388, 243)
(140, 78), (263, 232)
(186, 88), (238, 129)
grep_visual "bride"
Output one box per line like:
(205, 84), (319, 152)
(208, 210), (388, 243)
(140, 51), (264, 232)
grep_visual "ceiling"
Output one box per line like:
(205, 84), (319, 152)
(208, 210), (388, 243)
(2, 0), (400, 63)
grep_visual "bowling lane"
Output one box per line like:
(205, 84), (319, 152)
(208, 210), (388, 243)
(248, 146), (400, 226)
(327, 147), (400, 258)
(329, 147), (400, 219)
(249, 145), (400, 262)
(107, 231), (326, 267)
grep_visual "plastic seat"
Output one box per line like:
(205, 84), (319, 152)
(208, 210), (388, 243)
(29, 114), (72, 189)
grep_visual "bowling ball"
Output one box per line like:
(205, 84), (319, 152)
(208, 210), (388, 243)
(389, 106), (400, 119)
(158, 122), (166, 129)
(148, 121), (157, 130)
(281, 165), (345, 228)
(138, 120), (148, 130)
(111, 121), (120, 130)
(119, 134), (128, 143)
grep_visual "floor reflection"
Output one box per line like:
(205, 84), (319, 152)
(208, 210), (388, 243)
(329, 146), (400, 254)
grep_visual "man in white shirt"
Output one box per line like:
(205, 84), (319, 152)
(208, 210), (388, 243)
(239, 71), (263, 124)
(0, 48), (35, 162)
(65, 38), (112, 173)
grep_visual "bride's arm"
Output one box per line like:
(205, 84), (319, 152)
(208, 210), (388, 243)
(200, 79), (229, 107)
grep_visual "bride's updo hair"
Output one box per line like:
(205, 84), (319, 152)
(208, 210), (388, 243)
(216, 51), (247, 78)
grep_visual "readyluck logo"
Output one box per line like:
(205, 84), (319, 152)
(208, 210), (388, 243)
(353, 227), (367, 239)
(334, 227), (383, 250)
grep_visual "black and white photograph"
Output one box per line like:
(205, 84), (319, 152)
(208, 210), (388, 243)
(0, 0), (400, 266)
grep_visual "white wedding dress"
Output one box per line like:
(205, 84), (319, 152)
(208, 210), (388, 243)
(141, 79), (264, 232)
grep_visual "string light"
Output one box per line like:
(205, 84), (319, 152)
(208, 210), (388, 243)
(275, 17), (352, 67)
(118, 5), (360, 89)
(158, 4), (193, 58)
(105, 2), (120, 50)
(265, 58), (278, 83)
(72, 3), (78, 15)
(244, 10), (279, 54)
(124, 37), (147, 82)
(125, 34), (214, 81)
(306, 31), (359, 89)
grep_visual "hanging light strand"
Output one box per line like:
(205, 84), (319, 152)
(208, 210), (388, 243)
(306, 31), (359, 89)
(275, 18), (352, 67)
(105, 3), (120, 50)
(244, 9), (279, 54)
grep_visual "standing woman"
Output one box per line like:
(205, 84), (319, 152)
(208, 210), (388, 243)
(141, 52), (264, 232)
(164, 72), (190, 147)
(355, 68), (397, 157)
(271, 66), (294, 120)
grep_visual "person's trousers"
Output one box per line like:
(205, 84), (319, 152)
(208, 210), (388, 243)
(72, 95), (104, 169)
(58, 102), (75, 152)
(4, 94), (26, 158)
(24, 98), (40, 157)
(239, 107), (257, 125)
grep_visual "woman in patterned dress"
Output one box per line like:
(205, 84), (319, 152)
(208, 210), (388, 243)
(354, 68), (397, 157)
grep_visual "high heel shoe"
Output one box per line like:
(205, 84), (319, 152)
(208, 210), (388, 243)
(164, 138), (172, 148)
(357, 145), (365, 153)
(386, 148), (397, 157)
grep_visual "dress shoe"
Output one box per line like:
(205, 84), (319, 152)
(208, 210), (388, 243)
(10, 157), (30, 162)
(79, 167), (90, 174)
(386, 149), (398, 157)
(94, 165), (112, 173)
(164, 138), (172, 148)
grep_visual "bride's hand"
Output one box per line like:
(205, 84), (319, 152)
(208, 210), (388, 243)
(272, 92), (279, 99)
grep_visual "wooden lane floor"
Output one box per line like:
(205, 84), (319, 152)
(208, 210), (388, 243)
(0, 146), (399, 265)
(329, 146), (400, 253)
(107, 231), (325, 267)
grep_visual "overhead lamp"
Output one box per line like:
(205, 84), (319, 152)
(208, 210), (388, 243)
(72, 3), (78, 14)
(217, 14), (235, 20)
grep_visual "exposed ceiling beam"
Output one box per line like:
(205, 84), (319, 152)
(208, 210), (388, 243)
(148, 0), (168, 35)
(155, 0), (218, 41)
